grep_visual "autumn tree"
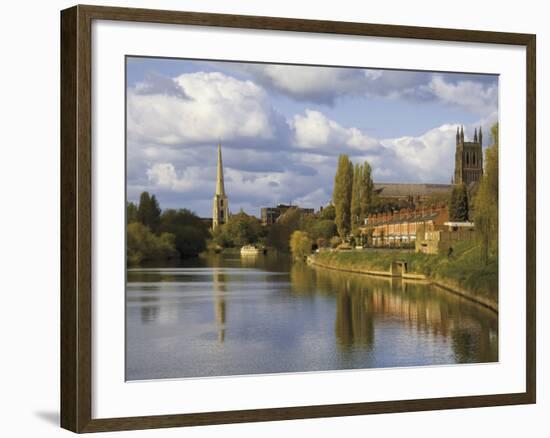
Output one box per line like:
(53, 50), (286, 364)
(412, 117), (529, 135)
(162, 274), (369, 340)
(332, 154), (353, 239)
(289, 230), (313, 260)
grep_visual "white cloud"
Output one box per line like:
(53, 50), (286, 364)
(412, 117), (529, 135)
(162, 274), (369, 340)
(380, 124), (458, 183)
(128, 72), (287, 145)
(428, 75), (498, 115)
(292, 110), (381, 153)
(242, 65), (367, 104)
(228, 64), (497, 109)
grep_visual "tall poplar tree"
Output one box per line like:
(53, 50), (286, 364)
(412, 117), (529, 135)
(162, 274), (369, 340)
(350, 163), (362, 230)
(359, 161), (374, 222)
(332, 154), (354, 239)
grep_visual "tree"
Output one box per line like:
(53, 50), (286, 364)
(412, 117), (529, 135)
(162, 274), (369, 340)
(159, 208), (209, 256)
(449, 183), (469, 221)
(473, 123), (499, 264)
(359, 161), (374, 221)
(332, 154), (353, 239)
(351, 163), (362, 230)
(127, 201), (138, 224)
(308, 219), (337, 242)
(289, 231), (313, 260)
(214, 210), (264, 247)
(137, 192), (161, 232)
(351, 161), (375, 231)
(318, 204), (336, 220)
(267, 207), (304, 252)
(126, 222), (177, 265)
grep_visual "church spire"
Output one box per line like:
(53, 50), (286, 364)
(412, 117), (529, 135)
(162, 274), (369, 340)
(215, 143), (225, 196)
(212, 143), (229, 230)
(478, 126), (483, 145)
(460, 125), (464, 142)
(474, 128), (478, 142)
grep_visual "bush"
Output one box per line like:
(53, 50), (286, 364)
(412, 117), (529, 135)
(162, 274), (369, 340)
(127, 222), (178, 265)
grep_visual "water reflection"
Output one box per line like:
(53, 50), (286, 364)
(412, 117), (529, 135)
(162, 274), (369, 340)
(126, 252), (498, 380)
(213, 268), (226, 343)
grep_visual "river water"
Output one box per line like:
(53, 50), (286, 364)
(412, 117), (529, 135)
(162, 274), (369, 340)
(126, 252), (498, 380)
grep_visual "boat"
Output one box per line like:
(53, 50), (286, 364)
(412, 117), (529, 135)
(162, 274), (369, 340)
(240, 245), (267, 255)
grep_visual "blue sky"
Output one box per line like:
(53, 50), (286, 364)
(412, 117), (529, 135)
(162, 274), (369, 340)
(126, 57), (498, 217)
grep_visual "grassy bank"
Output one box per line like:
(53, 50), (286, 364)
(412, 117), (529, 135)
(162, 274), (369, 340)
(312, 241), (498, 305)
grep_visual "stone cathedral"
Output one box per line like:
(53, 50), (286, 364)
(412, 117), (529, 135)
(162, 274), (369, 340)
(453, 125), (483, 186)
(212, 144), (229, 230)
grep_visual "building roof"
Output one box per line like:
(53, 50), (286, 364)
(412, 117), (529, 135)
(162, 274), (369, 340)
(373, 183), (452, 198)
(367, 212), (440, 227)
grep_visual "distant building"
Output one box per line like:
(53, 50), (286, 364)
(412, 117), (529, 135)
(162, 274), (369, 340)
(373, 183), (452, 204)
(260, 204), (314, 225)
(212, 144), (229, 230)
(454, 125), (483, 186)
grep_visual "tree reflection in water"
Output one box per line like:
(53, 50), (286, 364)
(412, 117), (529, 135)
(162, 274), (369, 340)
(291, 262), (498, 363)
(126, 253), (498, 380)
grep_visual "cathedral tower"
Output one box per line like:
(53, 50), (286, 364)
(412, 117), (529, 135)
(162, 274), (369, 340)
(212, 144), (229, 230)
(454, 125), (483, 186)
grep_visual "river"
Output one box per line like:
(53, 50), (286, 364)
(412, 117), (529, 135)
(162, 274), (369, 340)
(126, 251), (498, 380)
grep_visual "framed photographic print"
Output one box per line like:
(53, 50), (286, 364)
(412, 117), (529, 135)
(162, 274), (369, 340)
(60, 4), (536, 433)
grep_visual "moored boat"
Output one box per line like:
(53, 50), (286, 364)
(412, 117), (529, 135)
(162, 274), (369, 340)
(240, 245), (267, 255)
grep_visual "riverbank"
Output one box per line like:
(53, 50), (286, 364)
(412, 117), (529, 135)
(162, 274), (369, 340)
(308, 241), (498, 312)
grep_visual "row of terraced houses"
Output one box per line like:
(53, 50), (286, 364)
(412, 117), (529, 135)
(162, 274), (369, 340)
(360, 204), (475, 254)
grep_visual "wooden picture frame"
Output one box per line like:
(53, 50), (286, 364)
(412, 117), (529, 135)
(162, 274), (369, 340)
(60, 4), (536, 433)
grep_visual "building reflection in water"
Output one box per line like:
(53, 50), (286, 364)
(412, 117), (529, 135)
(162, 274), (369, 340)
(212, 268), (226, 343)
(311, 266), (498, 363)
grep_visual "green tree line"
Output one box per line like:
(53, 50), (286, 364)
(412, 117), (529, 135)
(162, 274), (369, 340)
(127, 192), (209, 265)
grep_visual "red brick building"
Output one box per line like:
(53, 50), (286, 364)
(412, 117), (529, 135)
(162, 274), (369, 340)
(362, 204), (449, 248)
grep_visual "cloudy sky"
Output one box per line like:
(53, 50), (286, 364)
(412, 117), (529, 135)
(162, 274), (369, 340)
(126, 57), (498, 218)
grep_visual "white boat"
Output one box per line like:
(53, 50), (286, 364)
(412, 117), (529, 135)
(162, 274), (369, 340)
(240, 245), (266, 255)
